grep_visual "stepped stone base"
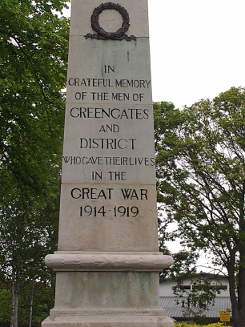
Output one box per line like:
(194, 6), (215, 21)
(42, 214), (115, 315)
(42, 312), (174, 327)
(42, 258), (174, 327)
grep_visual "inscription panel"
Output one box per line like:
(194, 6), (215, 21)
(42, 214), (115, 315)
(62, 102), (155, 184)
(66, 37), (152, 105)
(58, 183), (158, 251)
(62, 38), (154, 185)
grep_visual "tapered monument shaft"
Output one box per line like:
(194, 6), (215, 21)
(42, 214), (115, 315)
(42, 1), (174, 326)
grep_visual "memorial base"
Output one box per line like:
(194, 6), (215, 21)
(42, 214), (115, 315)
(42, 254), (174, 327)
(42, 313), (174, 327)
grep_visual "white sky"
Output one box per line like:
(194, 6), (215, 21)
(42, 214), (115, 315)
(148, 0), (245, 108)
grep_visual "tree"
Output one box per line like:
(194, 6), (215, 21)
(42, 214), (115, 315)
(154, 87), (245, 327)
(0, 0), (69, 326)
(0, 279), (56, 325)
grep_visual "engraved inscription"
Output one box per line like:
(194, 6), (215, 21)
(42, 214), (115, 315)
(70, 186), (149, 218)
(64, 58), (154, 218)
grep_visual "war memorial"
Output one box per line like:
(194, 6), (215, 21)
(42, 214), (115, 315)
(42, 1), (174, 326)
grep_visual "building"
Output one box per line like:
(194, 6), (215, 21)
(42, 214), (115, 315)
(159, 273), (231, 321)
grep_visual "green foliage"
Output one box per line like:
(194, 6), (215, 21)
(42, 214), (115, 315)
(173, 274), (227, 318)
(0, 286), (11, 321)
(0, 280), (55, 323)
(175, 323), (225, 327)
(0, 0), (69, 324)
(154, 87), (245, 326)
(18, 281), (55, 324)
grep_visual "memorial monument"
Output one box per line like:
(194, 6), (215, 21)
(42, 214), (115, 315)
(42, 1), (174, 326)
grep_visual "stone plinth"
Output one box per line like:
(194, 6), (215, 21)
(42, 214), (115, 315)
(42, 1), (174, 327)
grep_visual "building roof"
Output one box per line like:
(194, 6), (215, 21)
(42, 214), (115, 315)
(160, 273), (228, 284)
(159, 297), (231, 318)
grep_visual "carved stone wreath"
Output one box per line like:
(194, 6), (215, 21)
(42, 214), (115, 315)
(85, 2), (136, 41)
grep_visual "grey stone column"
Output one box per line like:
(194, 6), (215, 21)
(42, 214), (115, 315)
(42, 1), (174, 327)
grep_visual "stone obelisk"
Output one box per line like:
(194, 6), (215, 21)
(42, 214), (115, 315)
(42, 1), (174, 327)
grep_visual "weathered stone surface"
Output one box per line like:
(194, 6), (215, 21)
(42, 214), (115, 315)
(42, 315), (174, 327)
(45, 252), (174, 271)
(57, 183), (158, 251)
(70, 0), (150, 37)
(42, 1), (174, 327)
